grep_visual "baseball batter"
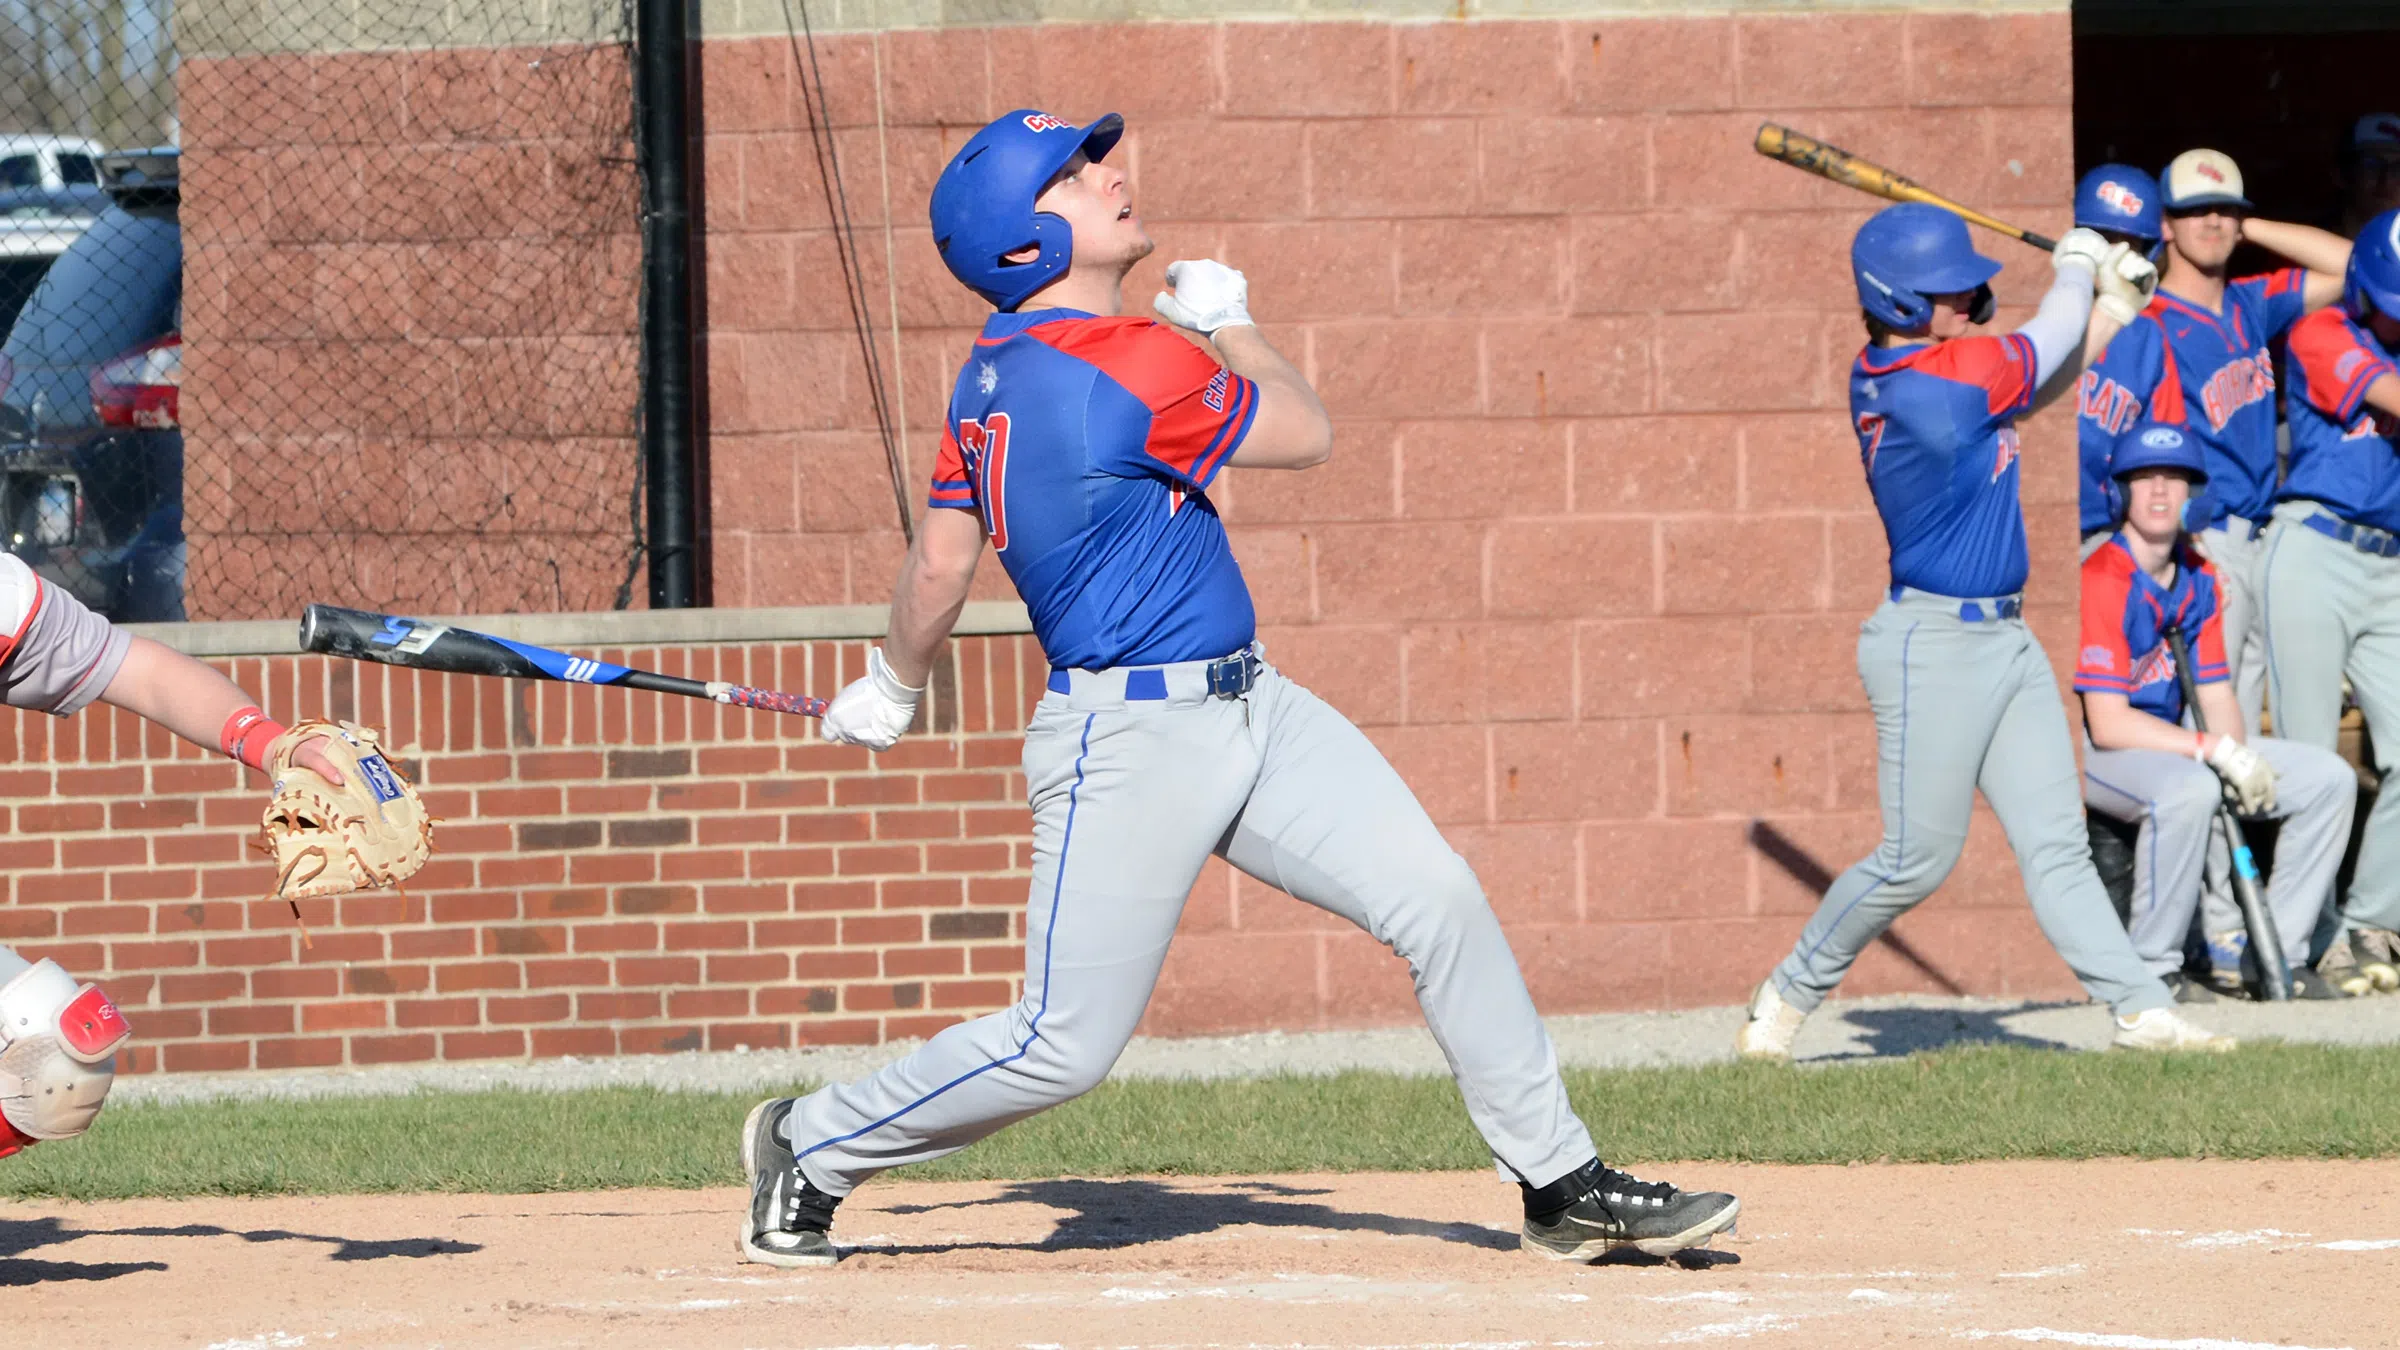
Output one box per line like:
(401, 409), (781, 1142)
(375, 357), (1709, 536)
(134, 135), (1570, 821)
(2075, 150), (2352, 737)
(0, 554), (347, 1160)
(2076, 422), (2355, 1000)
(734, 109), (1740, 1269)
(1736, 204), (2233, 1060)
(2261, 207), (2400, 993)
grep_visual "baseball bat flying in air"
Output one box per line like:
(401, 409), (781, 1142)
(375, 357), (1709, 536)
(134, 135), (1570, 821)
(299, 604), (829, 719)
(2163, 626), (2290, 1002)
(1753, 124), (2059, 253)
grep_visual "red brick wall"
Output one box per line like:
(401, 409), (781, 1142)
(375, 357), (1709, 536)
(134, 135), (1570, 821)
(700, 13), (2095, 1023)
(2, 637), (1046, 1072)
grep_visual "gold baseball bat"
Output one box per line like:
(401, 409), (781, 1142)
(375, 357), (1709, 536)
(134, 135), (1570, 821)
(1754, 123), (2058, 253)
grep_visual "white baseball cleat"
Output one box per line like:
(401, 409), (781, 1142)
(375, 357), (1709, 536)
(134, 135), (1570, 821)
(1734, 981), (1807, 1061)
(2111, 1007), (2235, 1054)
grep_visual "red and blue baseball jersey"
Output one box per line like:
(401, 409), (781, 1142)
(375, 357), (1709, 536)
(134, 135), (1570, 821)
(2073, 312), (2186, 534)
(1852, 333), (2038, 599)
(930, 307), (1262, 671)
(2280, 306), (2400, 533)
(2075, 272), (2308, 531)
(2074, 535), (2228, 726)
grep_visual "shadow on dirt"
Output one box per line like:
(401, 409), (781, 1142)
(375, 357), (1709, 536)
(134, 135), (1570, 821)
(0, 1214), (481, 1284)
(1809, 1002), (2085, 1061)
(867, 1176), (1739, 1268)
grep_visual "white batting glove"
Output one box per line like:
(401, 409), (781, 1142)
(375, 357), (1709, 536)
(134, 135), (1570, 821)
(2052, 227), (2111, 288)
(1153, 259), (1254, 335)
(2095, 242), (2160, 326)
(820, 647), (923, 752)
(2203, 735), (2278, 816)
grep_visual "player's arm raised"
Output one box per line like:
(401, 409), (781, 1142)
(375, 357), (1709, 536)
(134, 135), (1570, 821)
(2239, 217), (2354, 311)
(1154, 260), (1332, 470)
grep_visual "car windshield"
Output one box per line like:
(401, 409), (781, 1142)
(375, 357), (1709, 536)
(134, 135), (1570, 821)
(0, 256), (54, 338)
(0, 157), (35, 189)
(1, 206), (178, 374)
(56, 154), (97, 186)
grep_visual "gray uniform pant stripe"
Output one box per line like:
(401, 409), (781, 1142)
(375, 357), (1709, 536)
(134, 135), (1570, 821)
(2083, 737), (2353, 972)
(785, 665), (1595, 1196)
(2264, 502), (2400, 930)
(1770, 597), (2171, 1017)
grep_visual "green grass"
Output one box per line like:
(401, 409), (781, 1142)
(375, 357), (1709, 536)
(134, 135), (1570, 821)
(8, 1043), (2400, 1201)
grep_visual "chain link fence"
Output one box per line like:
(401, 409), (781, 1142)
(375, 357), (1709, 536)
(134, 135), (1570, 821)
(0, 0), (643, 623)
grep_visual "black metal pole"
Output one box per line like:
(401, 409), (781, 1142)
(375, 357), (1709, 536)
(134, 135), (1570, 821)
(636, 0), (698, 609)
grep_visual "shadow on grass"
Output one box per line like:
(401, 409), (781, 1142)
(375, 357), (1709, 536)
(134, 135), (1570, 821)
(1809, 1002), (2086, 1062)
(861, 1176), (1739, 1266)
(0, 1213), (481, 1284)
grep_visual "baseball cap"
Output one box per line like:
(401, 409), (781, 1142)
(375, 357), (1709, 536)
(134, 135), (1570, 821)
(2344, 113), (2400, 158)
(2161, 149), (2253, 213)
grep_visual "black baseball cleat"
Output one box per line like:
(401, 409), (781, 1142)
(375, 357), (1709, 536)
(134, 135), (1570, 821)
(1520, 1158), (1740, 1261)
(739, 1098), (842, 1267)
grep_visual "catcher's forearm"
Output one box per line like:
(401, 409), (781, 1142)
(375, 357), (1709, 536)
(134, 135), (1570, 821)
(99, 637), (268, 759)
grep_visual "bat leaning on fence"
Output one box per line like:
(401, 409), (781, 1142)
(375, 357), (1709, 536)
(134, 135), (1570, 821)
(298, 604), (830, 718)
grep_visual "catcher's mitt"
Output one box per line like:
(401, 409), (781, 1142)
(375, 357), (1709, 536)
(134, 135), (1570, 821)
(258, 720), (433, 915)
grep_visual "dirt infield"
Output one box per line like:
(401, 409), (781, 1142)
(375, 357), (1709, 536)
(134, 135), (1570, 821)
(11, 1162), (2394, 1348)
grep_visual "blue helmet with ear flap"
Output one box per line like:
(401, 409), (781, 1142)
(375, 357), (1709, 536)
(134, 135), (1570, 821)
(2345, 208), (2400, 324)
(2075, 164), (2164, 261)
(929, 109), (1126, 312)
(1852, 202), (2003, 331)
(2111, 420), (2208, 484)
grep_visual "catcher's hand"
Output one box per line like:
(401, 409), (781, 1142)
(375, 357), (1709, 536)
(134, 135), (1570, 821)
(259, 720), (433, 908)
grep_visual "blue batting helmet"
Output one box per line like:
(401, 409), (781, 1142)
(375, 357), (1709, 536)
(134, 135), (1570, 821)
(2344, 208), (2400, 323)
(1852, 202), (2003, 331)
(2075, 164), (2163, 258)
(929, 109), (1126, 312)
(2111, 421), (2208, 484)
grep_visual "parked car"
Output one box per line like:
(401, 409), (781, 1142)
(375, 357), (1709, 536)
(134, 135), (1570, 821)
(0, 184), (107, 342)
(0, 148), (181, 621)
(0, 136), (106, 192)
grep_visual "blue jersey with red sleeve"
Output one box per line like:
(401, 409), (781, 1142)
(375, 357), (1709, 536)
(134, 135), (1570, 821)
(1852, 333), (2038, 599)
(2093, 271), (2308, 526)
(2073, 534), (2228, 727)
(930, 307), (1262, 671)
(2280, 306), (2400, 532)
(2074, 312), (2187, 534)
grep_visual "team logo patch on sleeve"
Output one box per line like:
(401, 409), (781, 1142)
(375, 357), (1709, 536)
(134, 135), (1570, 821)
(2337, 349), (2369, 384)
(2081, 645), (2117, 672)
(1201, 368), (1230, 413)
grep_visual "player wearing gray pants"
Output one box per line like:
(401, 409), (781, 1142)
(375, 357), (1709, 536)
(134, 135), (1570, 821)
(735, 106), (1741, 1269)
(1763, 590), (2174, 1018)
(2084, 738), (2352, 977)
(1738, 204), (2230, 1059)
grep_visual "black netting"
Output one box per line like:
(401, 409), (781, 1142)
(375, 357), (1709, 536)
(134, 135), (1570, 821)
(0, 0), (642, 623)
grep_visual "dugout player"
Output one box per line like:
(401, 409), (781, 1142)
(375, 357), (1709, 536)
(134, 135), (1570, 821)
(2259, 208), (2400, 995)
(733, 110), (1741, 1269)
(1735, 204), (2234, 1061)
(0, 556), (341, 1160)
(2076, 423), (2356, 1001)
(2333, 114), (2400, 239)
(2075, 150), (2353, 739)
(2073, 163), (2168, 548)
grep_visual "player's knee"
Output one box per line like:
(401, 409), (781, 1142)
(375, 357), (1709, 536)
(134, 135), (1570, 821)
(0, 959), (132, 1156)
(1877, 833), (1965, 894)
(2153, 766), (2225, 825)
(1017, 1032), (1118, 1102)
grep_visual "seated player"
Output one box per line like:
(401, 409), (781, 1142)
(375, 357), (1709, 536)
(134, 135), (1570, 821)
(1735, 204), (2232, 1060)
(2076, 422), (2356, 1000)
(0, 555), (341, 1160)
(2261, 208), (2400, 994)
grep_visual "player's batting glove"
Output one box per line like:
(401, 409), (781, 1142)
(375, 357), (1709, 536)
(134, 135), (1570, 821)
(2203, 736), (2278, 815)
(2095, 242), (2160, 326)
(2051, 227), (2112, 287)
(1153, 259), (1254, 335)
(820, 647), (924, 752)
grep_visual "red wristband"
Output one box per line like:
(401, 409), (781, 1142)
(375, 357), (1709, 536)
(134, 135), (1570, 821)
(220, 706), (286, 772)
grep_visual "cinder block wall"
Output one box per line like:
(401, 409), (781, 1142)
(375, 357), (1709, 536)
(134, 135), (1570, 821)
(77, 2), (2092, 1072)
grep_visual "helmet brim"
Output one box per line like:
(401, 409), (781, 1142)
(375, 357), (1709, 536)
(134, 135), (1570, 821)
(1080, 113), (1124, 163)
(1910, 251), (2004, 298)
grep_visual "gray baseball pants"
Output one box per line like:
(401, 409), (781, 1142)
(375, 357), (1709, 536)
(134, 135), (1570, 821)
(1768, 591), (2172, 1017)
(2083, 737), (2353, 973)
(2264, 501), (2400, 931)
(782, 658), (1596, 1196)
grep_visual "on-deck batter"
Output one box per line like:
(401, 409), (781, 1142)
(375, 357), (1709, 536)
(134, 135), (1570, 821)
(733, 109), (1740, 1269)
(1735, 204), (2234, 1060)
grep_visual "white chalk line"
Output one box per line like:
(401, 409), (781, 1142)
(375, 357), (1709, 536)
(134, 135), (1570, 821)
(1959, 1330), (2354, 1350)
